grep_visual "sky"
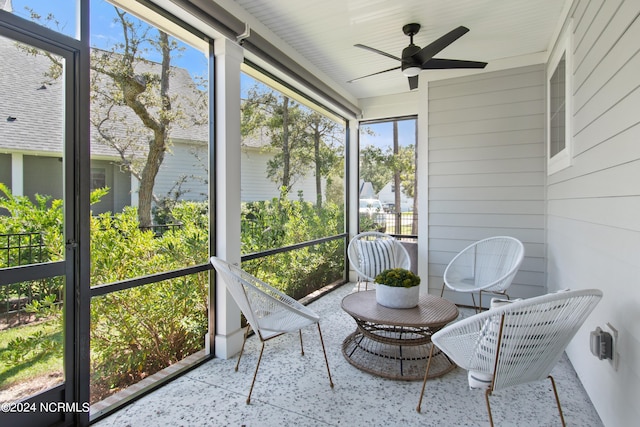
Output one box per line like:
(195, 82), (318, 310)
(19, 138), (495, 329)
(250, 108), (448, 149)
(12, 0), (208, 79)
(10, 1), (415, 148)
(360, 119), (417, 151)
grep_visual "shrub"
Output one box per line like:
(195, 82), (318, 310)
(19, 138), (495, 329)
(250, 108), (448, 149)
(1, 183), (344, 401)
(240, 197), (345, 298)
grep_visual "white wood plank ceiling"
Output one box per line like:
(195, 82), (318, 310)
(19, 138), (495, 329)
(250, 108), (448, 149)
(224, 0), (569, 100)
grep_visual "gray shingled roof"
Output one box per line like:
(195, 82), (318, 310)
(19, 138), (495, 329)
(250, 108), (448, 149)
(0, 35), (208, 158)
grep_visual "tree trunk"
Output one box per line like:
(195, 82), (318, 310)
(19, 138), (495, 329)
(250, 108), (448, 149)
(393, 121), (401, 234)
(281, 96), (291, 193)
(314, 126), (322, 208)
(135, 31), (171, 227)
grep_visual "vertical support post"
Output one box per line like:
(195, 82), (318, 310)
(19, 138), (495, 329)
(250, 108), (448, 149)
(213, 37), (245, 359)
(347, 119), (359, 282)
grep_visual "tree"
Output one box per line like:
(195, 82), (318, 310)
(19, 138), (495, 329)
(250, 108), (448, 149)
(90, 9), (208, 227)
(360, 136), (416, 201)
(21, 7), (207, 227)
(242, 84), (315, 196)
(241, 84), (345, 205)
(359, 145), (392, 195)
(359, 122), (418, 234)
(306, 112), (343, 207)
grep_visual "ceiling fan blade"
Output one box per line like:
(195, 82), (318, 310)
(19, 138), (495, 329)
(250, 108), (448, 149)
(354, 44), (402, 62)
(348, 66), (401, 83)
(421, 58), (488, 69)
(408, 75), (419, 90)
(414, 26), (470, 65)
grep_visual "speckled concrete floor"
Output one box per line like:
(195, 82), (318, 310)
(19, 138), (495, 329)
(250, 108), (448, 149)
(94, 283), (603, 427)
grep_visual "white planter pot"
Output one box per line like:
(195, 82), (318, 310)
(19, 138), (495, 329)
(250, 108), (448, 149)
(375, 284), (420, 309)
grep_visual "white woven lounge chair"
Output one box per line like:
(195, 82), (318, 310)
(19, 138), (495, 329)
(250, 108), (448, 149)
(210, 256), (334, 404)
(347, 231), (411, 290)
(441, 236), (524, 311)
(417, 288), (603, 426)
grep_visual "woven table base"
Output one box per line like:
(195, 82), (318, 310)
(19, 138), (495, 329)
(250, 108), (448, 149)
(342, 330), (456, 381)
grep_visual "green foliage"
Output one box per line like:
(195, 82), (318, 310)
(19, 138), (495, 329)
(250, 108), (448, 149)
(241, 81), (345, 202)
(1, 297), (62, 368)
(359, 146), (393, 194)
(0, 183), (64, 266)
(1, 183), (344, 401)
(89, 201), (209, 400)
(375, 268), (420, 288)
(90, 274), (207, 394)
(1, 325), (62, 365)
(359, 144), (416, 199)
(241, 197), (345, 299)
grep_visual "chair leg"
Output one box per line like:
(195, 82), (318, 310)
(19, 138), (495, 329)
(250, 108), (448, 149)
(482, 377), (564, 427)
(299, 329), (305, 356)
(548, 375), (566, 427)
(440, 282), (445, 297)
(317, 323), (334, 388)
(246, 341), (265, 404)
(416, 343), (436, 413)
(235, 324), (251, 372)
(485, 389), (495, 427)
(471, 293), (479, 313)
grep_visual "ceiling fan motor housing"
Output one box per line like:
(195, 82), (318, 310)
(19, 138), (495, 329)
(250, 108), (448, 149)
(401, 44), (421, 72)
(401, 23), (422, 74)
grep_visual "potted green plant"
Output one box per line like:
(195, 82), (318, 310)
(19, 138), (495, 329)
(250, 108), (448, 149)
(374, 268), (421, 308)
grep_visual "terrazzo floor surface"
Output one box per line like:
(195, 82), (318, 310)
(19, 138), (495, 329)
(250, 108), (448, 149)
(94, 283), (603, 427)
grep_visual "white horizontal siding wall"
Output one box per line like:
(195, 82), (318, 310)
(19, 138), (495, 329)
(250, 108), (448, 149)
(241, 148), (325, 203)
(427, 65), (547, 306)
(156, 140), (209, 201)
(547, 1), (640, 426)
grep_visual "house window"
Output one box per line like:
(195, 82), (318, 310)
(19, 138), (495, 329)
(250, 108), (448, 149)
(91, 168), (106, 190)
(547, 21), (572, 175)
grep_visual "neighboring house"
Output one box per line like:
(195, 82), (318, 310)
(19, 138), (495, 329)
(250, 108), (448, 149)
(0, 35), (131, 214)
(1, 35), (322, 216)
(358, 180), (414, 212)
(358, 181), (375, 199)
(378, 182), (413, 212)
(241, 129), (327, 203)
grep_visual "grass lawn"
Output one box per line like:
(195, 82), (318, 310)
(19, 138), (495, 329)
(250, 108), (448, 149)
(0, 319), (64, 401)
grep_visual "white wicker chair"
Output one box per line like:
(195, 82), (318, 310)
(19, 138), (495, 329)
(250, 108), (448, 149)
(210, 256), (334, 404)
(441, 236), (524, 311)
(347, 231), (411, 290)
(417, 288), (603, 426)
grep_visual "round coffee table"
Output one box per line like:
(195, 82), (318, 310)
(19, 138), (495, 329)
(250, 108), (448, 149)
(341, 290), (458, 380)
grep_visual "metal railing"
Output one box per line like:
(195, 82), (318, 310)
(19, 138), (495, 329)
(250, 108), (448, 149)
(360, 211), (418, 237)
(0, 232), (56, 325)
(1, 232), (44, 268)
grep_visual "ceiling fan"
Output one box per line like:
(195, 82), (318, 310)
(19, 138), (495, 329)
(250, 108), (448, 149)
(349, 24), (487, 90)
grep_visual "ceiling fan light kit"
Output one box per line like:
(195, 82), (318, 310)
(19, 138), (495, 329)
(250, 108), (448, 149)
(402, 66), (421, 77)
(351, 23), (487, 90)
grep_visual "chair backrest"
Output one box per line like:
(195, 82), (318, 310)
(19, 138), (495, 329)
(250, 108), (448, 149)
(210, 257), (318, 341)
(432, 289), (603, 392)
(347, 231), (411, 282)
(444, 236), (524, 292)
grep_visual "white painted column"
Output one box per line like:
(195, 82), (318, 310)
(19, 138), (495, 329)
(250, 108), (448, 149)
(416, 85), (430, 293)
(348, 119), (360, 282)
(213, 37), (244, 359)
(11, 153), (24, 196)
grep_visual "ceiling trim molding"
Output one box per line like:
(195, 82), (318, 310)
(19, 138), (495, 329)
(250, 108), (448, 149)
(166, 0), (362, 117)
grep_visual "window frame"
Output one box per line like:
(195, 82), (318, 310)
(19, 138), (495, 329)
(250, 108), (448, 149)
(546, 20), (573, 175)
